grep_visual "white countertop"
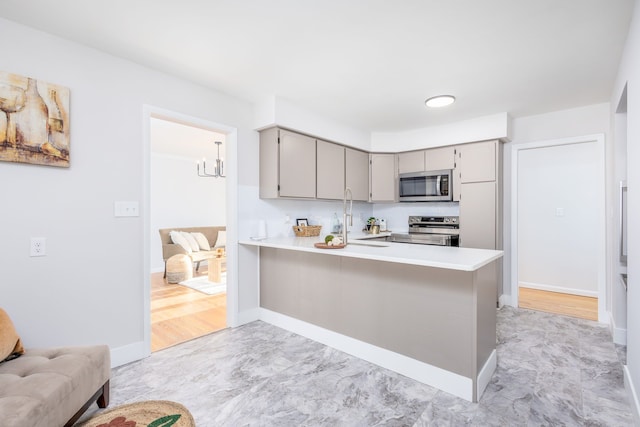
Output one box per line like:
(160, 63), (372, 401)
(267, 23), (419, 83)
(240, 232), (503, 272)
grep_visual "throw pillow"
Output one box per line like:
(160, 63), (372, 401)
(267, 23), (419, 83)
(181, 232), (200, 252)
(191, 232), (211, 251)
(215, 230), (226, 248)
(0, 308), (25, 363)
(170, 230), (192, 254)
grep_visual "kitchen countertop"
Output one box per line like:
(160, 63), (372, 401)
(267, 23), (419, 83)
(240, 232), (503, 272)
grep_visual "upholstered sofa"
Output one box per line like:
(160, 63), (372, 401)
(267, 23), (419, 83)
(159, 226), (226, 277)
(0, 309), (110, 427)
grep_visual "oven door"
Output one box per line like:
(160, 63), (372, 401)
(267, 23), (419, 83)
(391, 233), (459, 246)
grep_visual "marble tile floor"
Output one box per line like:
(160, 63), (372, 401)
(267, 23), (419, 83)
(78, 306), (634, 426)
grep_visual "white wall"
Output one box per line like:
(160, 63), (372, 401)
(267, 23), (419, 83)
(503, 103), (611, 301)
(371, 112), (512, 151)
(0, 18), (255, 365)
(611, 1), (640, 421)
(150, 118), (227, 272)
(372, 202), (459, 234)
(255, 96), (371, 151)
(517, 141), (600, 296)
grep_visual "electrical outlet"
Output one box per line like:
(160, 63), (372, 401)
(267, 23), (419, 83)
(30, 237), (46, 257)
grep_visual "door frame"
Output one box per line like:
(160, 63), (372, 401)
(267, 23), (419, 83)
(142, 105), (239, 356)
(510, 133), (607, 322)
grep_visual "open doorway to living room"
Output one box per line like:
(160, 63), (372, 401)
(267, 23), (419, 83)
(149, 117), (227, 352)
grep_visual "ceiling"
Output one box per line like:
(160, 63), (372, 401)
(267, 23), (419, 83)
(0, 0), (634, 132)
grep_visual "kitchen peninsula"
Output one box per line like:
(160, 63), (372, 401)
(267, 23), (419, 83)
(239, 236), (503, 402)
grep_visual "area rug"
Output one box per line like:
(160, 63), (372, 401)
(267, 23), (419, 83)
(78, 400), (195, 427)
(179, 274), (226, 295)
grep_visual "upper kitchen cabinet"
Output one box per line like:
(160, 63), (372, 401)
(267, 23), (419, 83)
(425, 145), (455, 171)
(457, 140), (497, 183)
(317, 140), (345, 200)
(346, 147), (369, 201)
(369, 153), (398, 202)
(398, 150), (425, 174)
(398, 146), (455, 174)
(453, 140), (499, 201)
(260, 127), (317, 199)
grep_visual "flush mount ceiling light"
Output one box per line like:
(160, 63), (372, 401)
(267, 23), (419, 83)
(425, 95), (456, 108)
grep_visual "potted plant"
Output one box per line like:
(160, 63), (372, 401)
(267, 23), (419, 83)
(366, 217), (377, 232)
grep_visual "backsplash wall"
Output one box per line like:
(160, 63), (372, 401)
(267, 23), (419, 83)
(373, 202), (460, 233)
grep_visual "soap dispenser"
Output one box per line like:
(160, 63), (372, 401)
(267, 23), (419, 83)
(332, 213), (341, 234)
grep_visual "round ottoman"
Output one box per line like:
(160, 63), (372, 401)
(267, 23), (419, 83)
(166, 254), (193, 283)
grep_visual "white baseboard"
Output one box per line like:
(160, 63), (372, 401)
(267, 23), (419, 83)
(110, 341), (148, 368)
(498, 294), (513, 308)
(237, 308), (260, 326)
(519, 281), (598, 298)
(259, 308), (477, 402)
(624, 365), (640, 426)
(477, 350), (496, 399)
(608, 311), (628, 345)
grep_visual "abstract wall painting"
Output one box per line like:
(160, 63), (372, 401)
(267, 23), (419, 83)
(0, 71), (70, 168)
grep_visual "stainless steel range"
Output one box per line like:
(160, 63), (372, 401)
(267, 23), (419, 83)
(389, 216), (459, 246)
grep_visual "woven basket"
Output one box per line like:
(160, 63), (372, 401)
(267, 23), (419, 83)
(292, 225), (322, 237)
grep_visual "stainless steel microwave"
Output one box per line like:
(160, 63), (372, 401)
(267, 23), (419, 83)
(398, 169), (453, 202)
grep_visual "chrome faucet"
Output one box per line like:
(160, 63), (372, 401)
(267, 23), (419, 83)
(343, 187), (353, 245)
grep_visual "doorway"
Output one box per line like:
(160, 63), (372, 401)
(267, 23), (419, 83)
(511, 134), (606, 321)
(146, 111), (232, 352)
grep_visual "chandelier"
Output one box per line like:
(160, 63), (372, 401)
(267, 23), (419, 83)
(197, 141), (225, 178)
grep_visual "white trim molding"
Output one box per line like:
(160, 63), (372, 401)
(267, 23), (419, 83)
(510, 134), (607, 322)
(142, 105), (240, 358)
(625, 365), (640, 426)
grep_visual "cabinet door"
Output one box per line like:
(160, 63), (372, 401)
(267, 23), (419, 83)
(459, 140), (496, 183)
(459, 181), (496, 249)
(317, 140), (345, 200)
(452, 146), (461, 201)
(398, 150), (425, 174)
(425, 146), (455, 171)
(346, 147), (369, 201)
(279, 129), (316, 198)
(259, 127), (280, 199)
(369, 153), (397, 202)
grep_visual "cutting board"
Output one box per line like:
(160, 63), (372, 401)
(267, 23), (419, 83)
(314, 243), (346, 249)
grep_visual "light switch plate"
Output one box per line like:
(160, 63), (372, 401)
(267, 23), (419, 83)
(114, 201), (139, 217)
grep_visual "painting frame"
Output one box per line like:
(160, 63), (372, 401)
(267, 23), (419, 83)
(0, 71), (70, 168)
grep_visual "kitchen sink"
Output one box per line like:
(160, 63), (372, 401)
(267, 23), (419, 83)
(349, 241), (389, 248)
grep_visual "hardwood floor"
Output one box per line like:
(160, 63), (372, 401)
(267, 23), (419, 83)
(151, 269), (227, 352)
(518, 287), (598, 321)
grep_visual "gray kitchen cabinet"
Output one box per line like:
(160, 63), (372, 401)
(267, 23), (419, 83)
(425, 145), (455, 171)
(459, 181), (497, 249)
(398, 150), (425, 174)
(317, 140), (345, 200)
(457, 139), (502, 251)
(346, 147), (369, 201)
(369, 153), (398, 202)
(259, 127), (316, 199)
(458, 140), (496, 183)
(453, 140), (498, 201)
